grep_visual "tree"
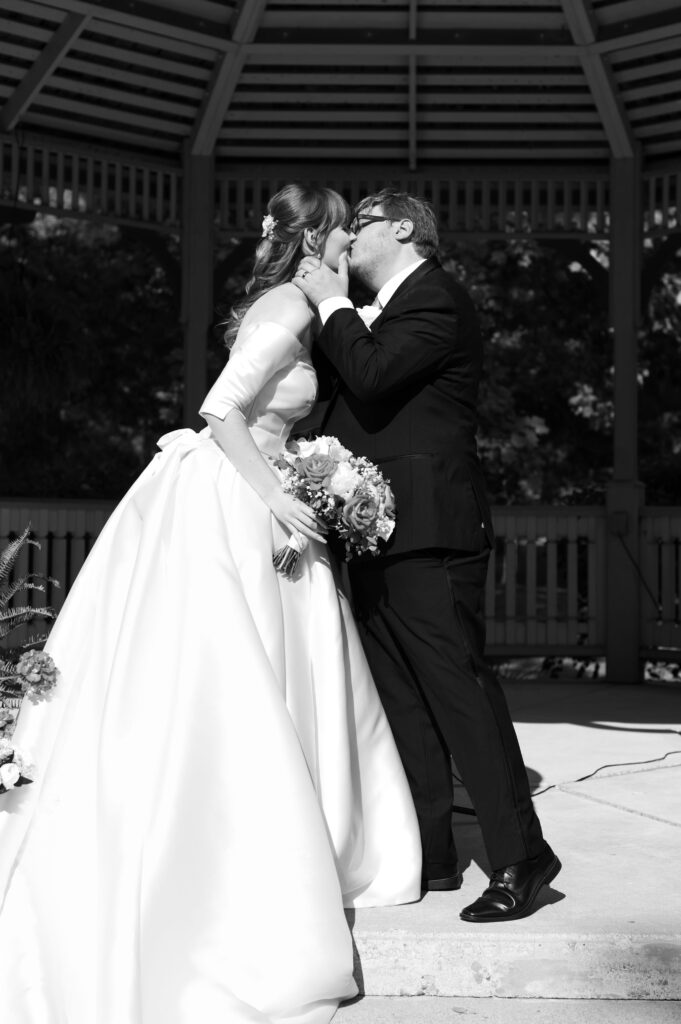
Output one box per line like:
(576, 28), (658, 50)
(0, 215), (183, 498)
(442, 238), (614, 503)
(2, 216), (679, 504)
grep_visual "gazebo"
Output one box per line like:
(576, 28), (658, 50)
(2, 0), (680, 681)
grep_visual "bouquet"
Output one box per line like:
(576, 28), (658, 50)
(0, 737), (35, 793)
(272, 436), (396, 578)
(0, 526), (60, 794)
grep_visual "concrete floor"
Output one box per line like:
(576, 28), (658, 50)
(336, 677), (681, 1020)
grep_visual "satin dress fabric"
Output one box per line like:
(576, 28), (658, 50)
(0, 322), (422, 1024)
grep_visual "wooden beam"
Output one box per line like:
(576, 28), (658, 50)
(610, 151), (642, 484)
(18, 0), (237, 56)
(181, 145), (214, 428)
(559, 0), (598, 44)
(0, 13), (89, 131)
(605, 149), (645, 683)
(595, 20), (681, 57)
(244, 44), (580, 63)
(560, 0), (635, 158)
(580, 54), (635, 158)
(224, 109), (602, 124)
(190, 0), (268, 156)
(408, 0), (418, 172)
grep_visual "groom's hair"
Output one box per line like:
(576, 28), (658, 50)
(355, 189), (439, 257)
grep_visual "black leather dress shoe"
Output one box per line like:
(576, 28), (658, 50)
(422, 870), (463, 892)
(459, 844), (561, 922)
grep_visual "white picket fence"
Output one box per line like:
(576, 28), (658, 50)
(2, 499), (680, 661)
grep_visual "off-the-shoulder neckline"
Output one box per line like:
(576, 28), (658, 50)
(237, 320), (306, 352)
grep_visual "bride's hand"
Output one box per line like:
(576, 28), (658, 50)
(267, 490), (328, 545)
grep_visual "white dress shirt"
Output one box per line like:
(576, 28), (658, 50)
(318, 257), (426, 327)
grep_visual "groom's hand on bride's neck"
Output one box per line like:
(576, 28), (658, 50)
(293, 252), (349, 307)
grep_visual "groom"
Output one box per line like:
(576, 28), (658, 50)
(293, 190), (560, 922)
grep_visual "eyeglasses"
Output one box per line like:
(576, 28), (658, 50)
(350, 214), (393, 235)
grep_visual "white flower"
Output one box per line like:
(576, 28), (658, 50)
(295, 438), (322, 458)
(0, 738), (14, 763)
(296, 436), (352, 461)
(12, 749), (36, 780)
(261, 214), (277, 239)
(328, 463), (363, 500)
(0, 762), (20, 790)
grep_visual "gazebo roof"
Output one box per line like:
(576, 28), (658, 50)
(2, 0), (681, 171)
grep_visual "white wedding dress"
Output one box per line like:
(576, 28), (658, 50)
(0, 322), (421, 1024)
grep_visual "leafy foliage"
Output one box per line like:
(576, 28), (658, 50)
(0, 525), (57, 705)
(0, 216), (183, 497)
(442, 235), (681, 504)
(1, 215), (680, 505)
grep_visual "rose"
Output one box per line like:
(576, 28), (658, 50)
(15, 650), (58, 697)
(328, 463), (363, 501)
(0, 762), (20, 790)
(342, 491), (379, 534)
(296, 453), (337, 490)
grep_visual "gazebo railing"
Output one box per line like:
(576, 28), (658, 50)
(3, 499), (680, 663)
(486, 507), (607, 656)
(1, 133), (620, 239)
(640, 509), (681, 656)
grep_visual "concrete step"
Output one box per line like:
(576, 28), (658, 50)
(344, 749), (681, 1001)
(336, 996), (681, 1023)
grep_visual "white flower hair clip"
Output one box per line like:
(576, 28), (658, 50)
(261, 214), (277, 240)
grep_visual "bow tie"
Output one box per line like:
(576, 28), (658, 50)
(356, 301), (382, 329)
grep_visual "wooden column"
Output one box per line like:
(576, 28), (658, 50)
(605, 151), (645, 682)
(181, 145), (214, 428)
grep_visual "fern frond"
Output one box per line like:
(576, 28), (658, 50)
(0, 606), (45, 640)
(1, 575), (59, 608)
(0, 526), (36, 587)
(20, 631), (53, 650)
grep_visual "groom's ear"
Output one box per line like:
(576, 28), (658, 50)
(394, 218), (415, 244)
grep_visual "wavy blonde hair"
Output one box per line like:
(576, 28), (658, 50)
(224, 184), (350, 347)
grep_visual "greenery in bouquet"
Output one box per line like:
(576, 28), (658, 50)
(0, 525), (60, 792)
(272, 436), (396, 577)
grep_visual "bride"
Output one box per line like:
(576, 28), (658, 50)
(0, 185), (421, 1024)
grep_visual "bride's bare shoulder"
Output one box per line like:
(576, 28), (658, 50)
(246, 283), (313, 340)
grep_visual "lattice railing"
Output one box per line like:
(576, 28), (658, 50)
(3, 134), (680, 241)
(6, 500), (681, 660)
(643, 169), (681, 236)
(0, 135), (180, 228)
(1, 499), (608, 657)
(216, 171), (611, 238)
(640, 509), (681, 654)
(485, 507), (607, 655)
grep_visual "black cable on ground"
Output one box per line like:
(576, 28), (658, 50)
(451, 731), (681, 813)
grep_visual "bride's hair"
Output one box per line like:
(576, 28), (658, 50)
(224, 184), (350, 347)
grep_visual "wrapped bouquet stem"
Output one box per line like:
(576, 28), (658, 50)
(272, 436), (395, 579)
(272, 530), (309, 578)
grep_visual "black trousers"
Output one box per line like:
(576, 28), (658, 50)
(348, 548), (545, 876)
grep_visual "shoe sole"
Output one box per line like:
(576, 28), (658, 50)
(459, 854), (562, 923)
(422, 872), (463, 892)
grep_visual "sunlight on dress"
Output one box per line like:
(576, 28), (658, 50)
(0, 322), (421, 1024)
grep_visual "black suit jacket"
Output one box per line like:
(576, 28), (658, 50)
(315, 256), (494, 557)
